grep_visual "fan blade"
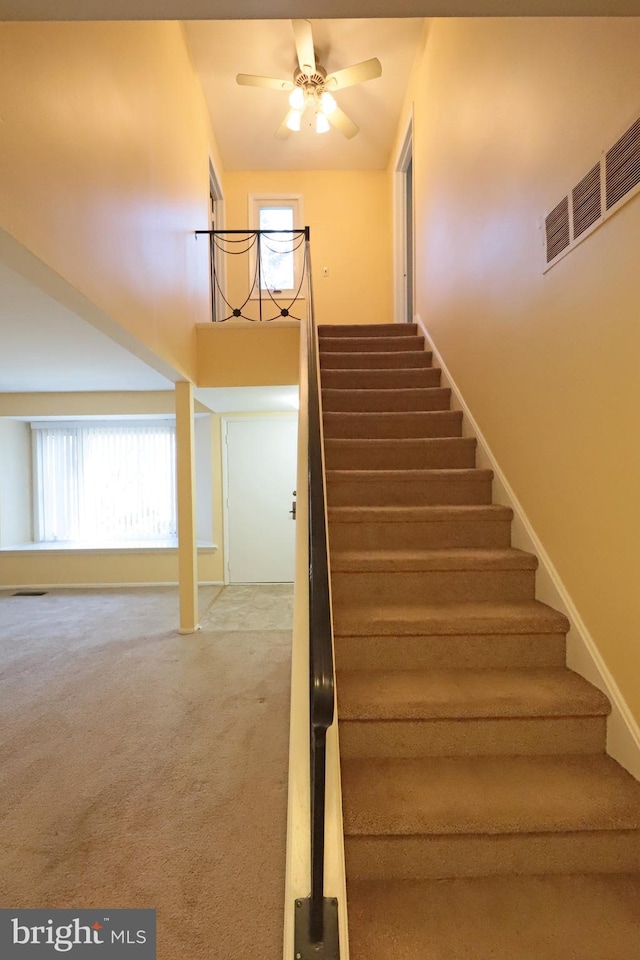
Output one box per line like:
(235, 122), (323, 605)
(328, 105), (359, 139)
(275, 111), (295, 140)
(236, 73), (294, 91)
(292, 19), (316, 75)
(325, 58), (382, 91)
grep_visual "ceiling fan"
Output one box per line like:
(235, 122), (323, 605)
(236, 19), (382, 140)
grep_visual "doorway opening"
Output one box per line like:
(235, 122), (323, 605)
(209, 159), (225, 323)
(394, 118), (414, 324)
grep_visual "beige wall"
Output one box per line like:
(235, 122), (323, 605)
(223, 170), (393, 326)
(0, 393), (213, 419)
(398, 18), (640, 719)
(0, 419), (32, 547)
(0, 392), (177, 418)
(0, 549), (220, 589)
(0, 21), (221, 381)
(197, 321), (300, 387)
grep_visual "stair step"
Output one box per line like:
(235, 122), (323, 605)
(331, 548), (537, 605)
(322, 387), (451, 413)
(320, 351), (433, 370)
(344, 753), (640, 836)
(333, 600), (569, 671)
(346, 874), (640, 960)
(323, 410), (462, 440)
(319, 336), (425, 353)
(327, 504), (512, 549)
(336, 635), (567, 672)
(326, 468), (493, 507)
(338, 667), (609, 758)
(334, 599), (570, 637)
(330, 547), (536, 573)
(343, 754), (640, 878)
(340, 714), (607, 760)
(324, 437), (476, 471)
(320, 367), (441, 389)
(338, 666), (607, 720)
(318, 323), (418, 338)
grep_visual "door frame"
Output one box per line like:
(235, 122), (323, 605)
(393, 113), (415, 325)
(209, 157), (226, 323)
(221, 413), (298, 584)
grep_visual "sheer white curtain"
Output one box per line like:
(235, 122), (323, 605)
(33, 422), (177, 542)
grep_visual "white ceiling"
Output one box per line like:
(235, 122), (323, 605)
(0, 261), (174, 393)
(184, 19), (425, 171)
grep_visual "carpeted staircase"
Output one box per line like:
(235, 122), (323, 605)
(319, 322), (640, 960)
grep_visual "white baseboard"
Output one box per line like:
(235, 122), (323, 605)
(416, 314), (640, 780)
(1, 581), (223, 590)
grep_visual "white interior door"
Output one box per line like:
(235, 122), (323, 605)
(224, 416), (298, 583)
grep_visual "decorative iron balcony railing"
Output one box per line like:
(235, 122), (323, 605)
(195, 228), (310, 323)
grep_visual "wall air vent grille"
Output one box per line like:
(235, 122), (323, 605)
(572, 163), (601, 239)
(605, 117), (640, 210)
(545, 197), (570, 263)
(543, 110), (640, 271)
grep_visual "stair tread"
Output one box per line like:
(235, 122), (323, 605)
(319, 336), (424, 345)
(318, 323), (417, 336)
(326, 467), (492, 481)
(322, 386), (451, 414)
(346, 874), (640, 960)
(334, 599), (570, 636)
(337, 667), (610, 720)
(324, 410), (456, 418)
(320, 352), (434, 370)
(342, 754), (640, 836)
(330, 547), (536, 572)
(321, 372), (440, 391)
(328, 504), (513, 522)
(320, 350), (429, 358)
(322, 387), (448, 396)
(324, 437), (473, 446)
(320, 366), (433, 374)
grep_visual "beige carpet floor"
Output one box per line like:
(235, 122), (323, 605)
(0, 584), (293, 959)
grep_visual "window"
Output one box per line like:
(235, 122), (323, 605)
(249, 193), (304, 296)
(259, 205), (295, 291)
(32, 421), (176, 543)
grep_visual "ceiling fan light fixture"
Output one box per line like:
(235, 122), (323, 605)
(286, 110), (302, 132)
(320, 92), (337, 116)
(289, 87), (306, 111)
(238, 20), (381, 141)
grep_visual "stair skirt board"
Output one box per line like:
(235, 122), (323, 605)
(317, 321), (640, 960)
